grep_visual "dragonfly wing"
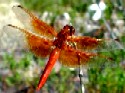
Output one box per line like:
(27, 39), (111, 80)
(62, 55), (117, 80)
(67, 36), (124, 52)
(12, 5), (57, 39)
(58, 45), (120, 68)
(58, 45), (98, 67)
(1, 25), (54, 57)
(0, 25), (26, 51)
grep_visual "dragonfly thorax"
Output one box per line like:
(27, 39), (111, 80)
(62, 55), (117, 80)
(53, 25), (75, 49)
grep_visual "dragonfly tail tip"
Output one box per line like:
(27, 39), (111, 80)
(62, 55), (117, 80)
(36, 86), (41, 91)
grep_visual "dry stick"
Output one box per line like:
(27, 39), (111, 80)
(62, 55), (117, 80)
(78, 58), (83, 93)
(79, 66), (83, 93)
(77, 52), (84, 93)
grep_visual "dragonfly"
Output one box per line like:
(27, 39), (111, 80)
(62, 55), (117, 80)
(1, 5), (123, 90)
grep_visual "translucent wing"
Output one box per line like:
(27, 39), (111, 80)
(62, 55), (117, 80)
(58, 44), (121, 68)
(0, 25), (26, 51)
(59, 45), (98, 67)
(1, 25), (54, 57)
(12, 5), (57, 39)
(67, 36), (123, 52)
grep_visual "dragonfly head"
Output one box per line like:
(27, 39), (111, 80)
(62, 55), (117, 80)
(61, 25), (75, 36)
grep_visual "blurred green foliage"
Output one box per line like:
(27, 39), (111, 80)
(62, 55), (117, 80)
(87, 67), (125, 93)
(2, 53), (35, 87)
(19, 0), (89, 13)
(1, 52), (80, 92)
(19, 0), (90, 24)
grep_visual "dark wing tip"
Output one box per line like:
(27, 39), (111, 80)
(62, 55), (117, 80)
(7, 24), (12, 26)
(7, 24), (16, 28)
(12, 5), (23, 9)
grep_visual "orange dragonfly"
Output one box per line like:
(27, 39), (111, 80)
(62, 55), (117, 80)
(1, 5), (123, 90)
